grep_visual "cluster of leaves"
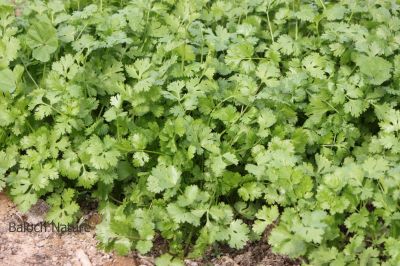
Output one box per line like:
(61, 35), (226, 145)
(1, 0), (400, 264)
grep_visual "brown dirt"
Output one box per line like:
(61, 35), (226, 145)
(0, 192), (127, 266)
(201, 224), (300, 266)
(210, 236), (300, 266)
(0, 192), (298, 266)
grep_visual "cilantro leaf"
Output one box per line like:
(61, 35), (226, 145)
(147, 164), (181, 193)
(26, 16), (59, 62)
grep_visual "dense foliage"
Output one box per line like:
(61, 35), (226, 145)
(1, 0), (400, 264)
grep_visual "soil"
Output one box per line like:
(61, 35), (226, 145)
(0, 192), (298, 266)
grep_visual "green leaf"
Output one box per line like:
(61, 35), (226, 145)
(228, 220), (249, 249)
(356, 55), (392, 85)
(296, 5), (316, 22)
(0, 68), (16, 93)
(114, 238), (132, 255)
(238, 182), (265, 201)
(325, 4), (347, 21)
(155, 254), (184, 266)
(26, 16), (58, 62)
(344, 99), (367, 117)
(303, 53), (328, 79)
(293, 211), (328, 244)
(46, 188), (80, 225)
(253, 205), (279, 235)
(13, 193), (38, 213)
(147, 164), (181, 193)
(269, 227), (307, 258)
(133, 209), (155, 253)
(226, 42), (254, 66)
(78, 171), (98, 188)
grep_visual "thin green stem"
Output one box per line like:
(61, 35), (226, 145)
(22, 61), (40, 89)
(184, 229), (194, 255)
(109, 194), (123, 204)
(42, 63), (47, 80)
(222, 104), (250, 143)
(181, 43), (185, 72)
(81, 163), (87, 172)
(347, 1), (356, 23)
(321, 144), (344, 147)
(305, 89), (339, 113)
(140, 7), (152, 51)
(228, 57), (266, 60)
(316, 0), (326, 10)
(25, 120), (34, 132)
(266, 11), (275, 43)
(76, 23), (88, 42)
(293, 0), (298, 40)
(41, 102), (64, 115)
(207, 95), (236, 125)
(235, 137), (263, 153)
(117, 146), (171, 156)
(97, 105), (105, 119)
(200, 29), (204, 64)
(116, 119), (120, 140)
(138, 149), (169, 155)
